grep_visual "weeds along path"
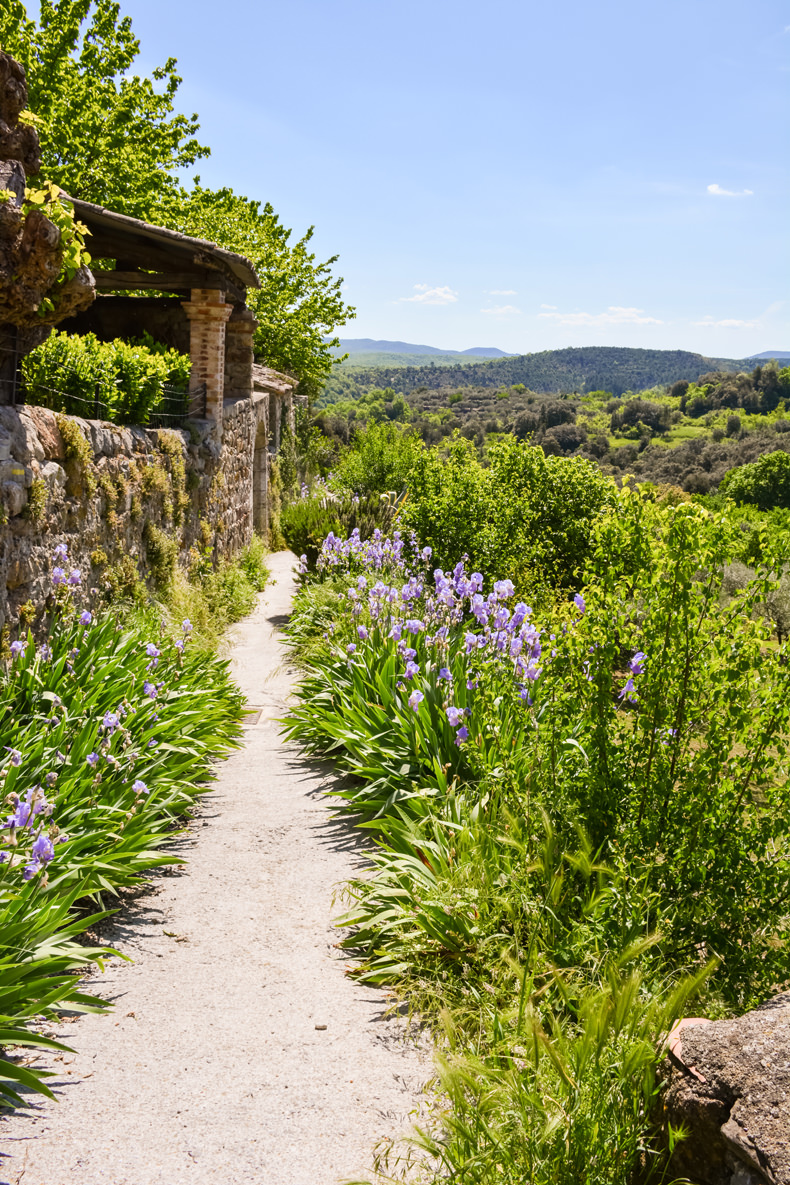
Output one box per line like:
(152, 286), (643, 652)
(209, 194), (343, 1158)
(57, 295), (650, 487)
(0, 551), (427, 1185)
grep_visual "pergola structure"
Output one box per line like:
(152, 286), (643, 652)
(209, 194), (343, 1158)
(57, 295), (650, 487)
(61, 197), (263, 437)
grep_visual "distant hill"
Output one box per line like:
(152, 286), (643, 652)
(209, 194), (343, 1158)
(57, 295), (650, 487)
(746, 351), (790, 361)
(334, 338), (511, 358)
(321, 346), (745, 405)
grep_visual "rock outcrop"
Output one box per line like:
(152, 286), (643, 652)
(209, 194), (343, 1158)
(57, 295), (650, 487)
(660, 994), (790, 1185)
(0, 50), (94, 340)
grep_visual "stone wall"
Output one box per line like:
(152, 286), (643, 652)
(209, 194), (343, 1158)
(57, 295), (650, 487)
(0, 382), (284, 632)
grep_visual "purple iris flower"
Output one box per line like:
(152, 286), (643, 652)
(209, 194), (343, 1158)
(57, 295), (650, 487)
(52, 567), (66, 586)
(22, 860), (41, 881)
(408, 689), (424, 712)
(357, 625), (369, 641)
(389, 621), (403, 641)
(8, 800), (31, 829)
(53, 543), (68, 562)
(174, 639), (185, 652)
(143, 681), (157, 699)
(86, 752), (100, 767)
(79, 609), (92, 626)
(10, 640), (24, 659)
(629, 651), (646, 677)
(438, 667), (452, 681)
(494, 579), (515, 600)
(68, 568), (81, 586)
(421, 547), (432, 561)
(7, 749), (21, 767)
(574, 593), (586, 615)
(102, 711), (120, 734)
(510, 638), (523, 658)
(446, 706), (464, 727)
(405, 660), (420, 679)
(455, 726), (469, 746)
(31, 832), (54, 864)
(182, 619), (193, 634)
(619, 677), (637, 703)
(145, 643), (161, 669)
(346, 643), (357, 655)
(39, 644), (52, 661)
(132, 780), (149, 795)
(464, 631), (479, 655)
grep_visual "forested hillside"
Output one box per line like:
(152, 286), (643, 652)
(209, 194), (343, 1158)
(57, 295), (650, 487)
(321, 345), (743, 404)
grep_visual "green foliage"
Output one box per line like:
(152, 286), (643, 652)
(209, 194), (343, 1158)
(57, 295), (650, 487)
(3, 2), (355, 396)
(159, 185), (355, 400)
(285, 493), (790, 1181)
(55, 411), (96, 496)
(22, 332), (190, 424)
(24, 477), (47, 523)
(321, 346), (742, 405)
(0, 569), (244, 1104)
(719, 449), (790, 509)
(22, 180), (92, 313)
(144, 521), (178, 587)
(280, 491), (396, 570)
(330, 421), (423, 497)
(0, 0), (209, 219)
(401, 435), (614, 596)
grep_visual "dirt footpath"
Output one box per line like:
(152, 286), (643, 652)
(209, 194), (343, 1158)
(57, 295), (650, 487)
(0, 551), (427, 1185)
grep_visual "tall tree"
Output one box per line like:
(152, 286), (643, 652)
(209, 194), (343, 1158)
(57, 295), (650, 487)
(0, 1), (354, 390)
(169, 186), (353, 400)
(0, 0), (208, 219)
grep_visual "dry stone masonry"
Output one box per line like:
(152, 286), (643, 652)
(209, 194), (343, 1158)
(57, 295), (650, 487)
(0, 361), (295, 631)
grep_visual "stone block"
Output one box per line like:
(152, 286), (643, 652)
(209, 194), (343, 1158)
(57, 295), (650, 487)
(660, 993), (790, 1184)
(2, 480), (26, 517)
(40, 460), (66, 489)
(24, 406), (64, 460)
(0, 459), (27, 484)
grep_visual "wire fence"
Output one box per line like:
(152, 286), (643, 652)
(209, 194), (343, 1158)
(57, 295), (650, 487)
(0, 331), (206, 427)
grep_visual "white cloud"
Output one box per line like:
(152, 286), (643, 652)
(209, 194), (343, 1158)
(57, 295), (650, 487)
(707, 183), (754, 197)
(540, 303), (557, 310)
(481, 304), (521, 316)
(400, 283), (458, 305)
(538, 305), (663, 327)
(692, 315), (757, 329)
(488, 289), (518, 296)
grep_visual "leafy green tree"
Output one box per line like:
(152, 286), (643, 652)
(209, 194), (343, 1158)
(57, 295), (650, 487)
(0, 0), (208, 218)
(1, 1), (355, 393)
(720, 449), (790, 510)
(330, 421), (423, 497)
(165, 186), (354, 400)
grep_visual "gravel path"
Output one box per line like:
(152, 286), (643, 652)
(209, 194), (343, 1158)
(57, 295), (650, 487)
(0, 551), (427, 1185)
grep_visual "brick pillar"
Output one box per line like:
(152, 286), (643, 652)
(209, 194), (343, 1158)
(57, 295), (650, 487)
(181, 289), (232, 435)
(224, 307), (258, 400)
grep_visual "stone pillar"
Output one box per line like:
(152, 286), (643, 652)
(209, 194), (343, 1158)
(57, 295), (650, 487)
(224, 306), (257, 401)
(181, 289), (232, 434)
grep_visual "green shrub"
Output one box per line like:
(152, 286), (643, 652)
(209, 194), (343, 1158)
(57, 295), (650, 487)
(330, 421), (424, 497)
(281, 491), (396, 569)
(401, 435), (615, 597)
(719, 448), (790, 509)
(21, 332), (191, 426)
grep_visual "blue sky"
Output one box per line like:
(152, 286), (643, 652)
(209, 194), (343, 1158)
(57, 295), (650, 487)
(40, 1), (790, 355)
